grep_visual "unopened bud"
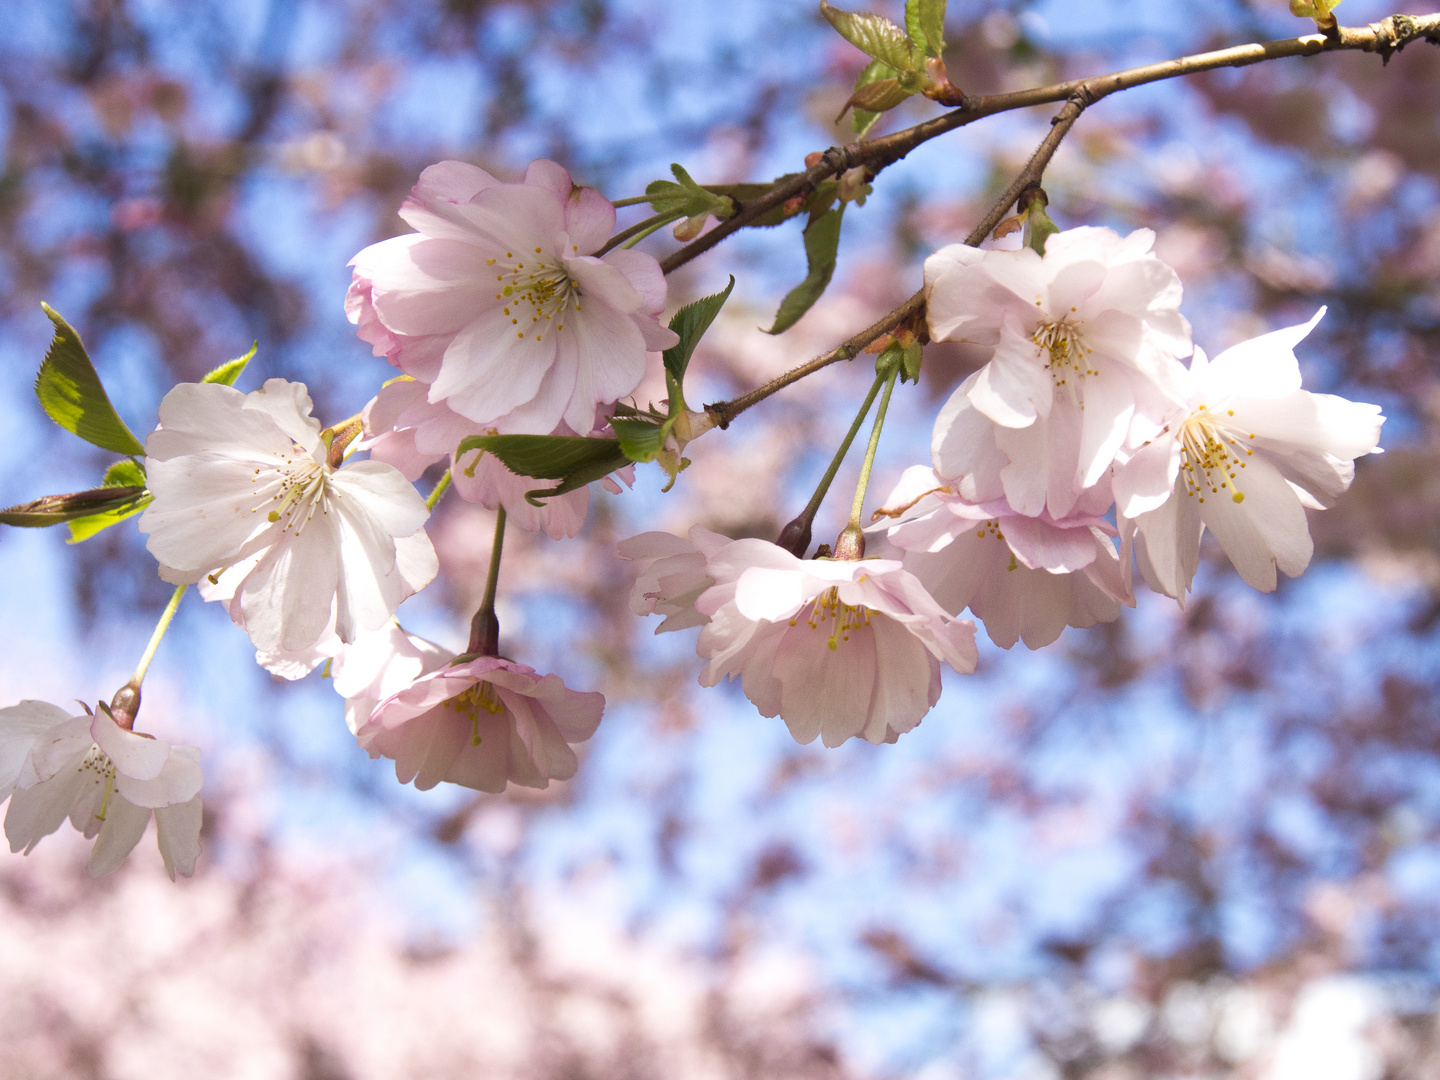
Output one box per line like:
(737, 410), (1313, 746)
(804, 151), (825, 169)
(776, 515), (813, 558)
(673, 212), (709, 241)
(832, 524), (866, 561)
(108, 681), (142, 731)
(837, 166), (872, 207)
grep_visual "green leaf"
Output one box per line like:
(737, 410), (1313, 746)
(847, 59), (899, 136)
(34, 304), (146, 456)
(202, 341), (257, 387)
(66, 492), (153, 543)
(0, 485), (147, 529)
(645, 164), (733, 220)
(609, 416), (668, 463)
(102, 459), (146, 487)
(663, 275), (735, 385)
(845, 77), (911, 114)
(453, 433), (632, 504)
(763, 206), (845, 335)
(453, 433), (622, 480)
(906, 0), (946, 57)
(529, 448), (632, 505)
(819, 1), (915, 72)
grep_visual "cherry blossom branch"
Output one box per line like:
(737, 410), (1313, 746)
(776, 368), (887, 557)
(657, 12), (1440, 276)
(109, 583), (187, 731)
(467, 507), (507, 659)
(835, 362), (899, 560)
(705, 294), (922, 428)
(701, 96), (1082, 429)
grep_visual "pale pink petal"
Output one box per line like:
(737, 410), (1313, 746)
(86, 796), (151, 877)
(155, 795), (203, 879)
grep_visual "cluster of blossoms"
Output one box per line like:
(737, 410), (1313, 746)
(622, 226), (1385, 741)
(0, 160), (1385, 878)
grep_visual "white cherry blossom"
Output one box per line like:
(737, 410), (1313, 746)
(3, 705), (203, 879)
(693, 539), (978, 747)
(925, 227), (1192, 517)
(1114, 309), (1385, 597)
(140, 379), (438, 654)
(348, 159), (678, 436)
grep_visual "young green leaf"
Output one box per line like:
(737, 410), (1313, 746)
(662, 275), (735, 384)
(906, 0), (946, 58)
(452, 434), (631, 506)
(202, 341), (258, 387)
(0, 485), (147, 529)
(609, 415), (669, 463)
(527, 448), (632, 505)
(34, 304), (146, 456)
(844, 78), (911, 116)
(763, 206), (845, 335)
(66, 492), (153, 543)
(818, 1), (915, 73)
(453, 433), (624, 480)
(102, 459), (147, 487)
(846, 58), (900, 135)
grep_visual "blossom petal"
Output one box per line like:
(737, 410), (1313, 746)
(1199, 455), (1312, 591)
(1115, 433), (1182, 518)
(155, 795), (203, 879)
(968, 325), (1052, 428)
(91, 710), (170, 782)
(0, 701), (74, 795)
(772, 624), (875, 747)
(86, 796), (152, 877)
(1201, 307), (1324, 400)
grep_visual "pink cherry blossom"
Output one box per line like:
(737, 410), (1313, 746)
(356, 657), (604, 792)
(692, 539), (978, 747)
(617, 525), (732, 632)
(1113, 309), (1385, 597)
(330, 622), (452, 736)
(348, 159), (678, 437)
(2, 704), (203, 879)
(140, 379), (438, 653)
(873, 465), (1132, 649)
(925, 227), (1192, 517)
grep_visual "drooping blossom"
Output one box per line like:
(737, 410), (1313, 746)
(617, 525), (732, 632)
(2, 703), (203, 879)
(361, 376), (630, 540)
(1113, 308), (1385, 597)
(872, 465), (1131, 649)
(925, 227), (1192, 517)
(329, 621), (451, 736)
(348, 159), (678, 436)
(356, 657), (604, 793)
(692, 538), (978, 747)
(140, 379), (438, 654)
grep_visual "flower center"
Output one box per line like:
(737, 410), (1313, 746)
(789, 586), (871, 651)
(80, 744), (118, 821)
(251, 444), (333, 534)
(487, 247), (581, 344)
(444, 680), (506, 745)
(1178, 406), (1254, 504)
(1032, 318), (1096, 406)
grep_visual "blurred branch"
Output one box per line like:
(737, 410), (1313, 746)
(661, 12), (1440, 275)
